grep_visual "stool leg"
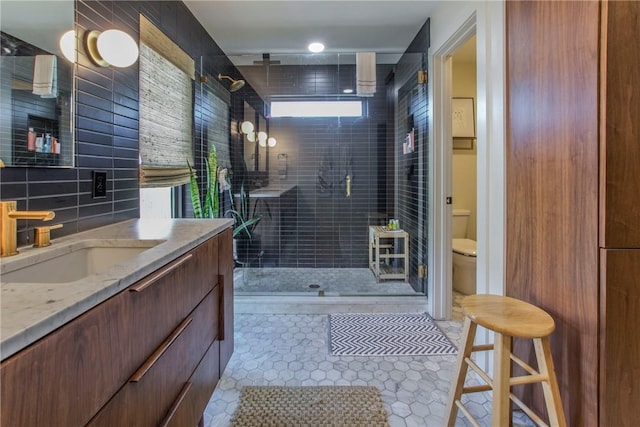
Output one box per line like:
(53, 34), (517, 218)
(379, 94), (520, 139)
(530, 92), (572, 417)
(375, 235), (381, 282)
(369, 232), (373, 270)
(445, 316), (477, 427)
(492, 332), (512, 427)
(533, 337), (567, 427)
(403, 234), (409, 282)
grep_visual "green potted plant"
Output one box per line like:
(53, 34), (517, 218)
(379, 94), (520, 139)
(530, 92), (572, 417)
(226, 184), (260, 238)
(188, 145), (219, 218)
(225, 184), (271, 264)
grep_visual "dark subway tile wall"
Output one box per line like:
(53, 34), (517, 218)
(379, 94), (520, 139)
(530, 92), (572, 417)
(0, 0), (239, 246)
(395, 20), (430, 293)
(245, 64), (393, 269)
(235, 21), (430, 293)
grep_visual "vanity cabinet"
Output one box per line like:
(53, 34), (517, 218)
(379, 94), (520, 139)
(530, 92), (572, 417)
(0, 229), (233, 427)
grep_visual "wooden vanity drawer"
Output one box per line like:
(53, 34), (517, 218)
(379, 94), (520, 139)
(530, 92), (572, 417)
(160, 340), (221, 427)
(88, 286), (220, 427)
(1, 289), (133, 427)
(124, 235), (219, 381)
(0, 236), (220, 427)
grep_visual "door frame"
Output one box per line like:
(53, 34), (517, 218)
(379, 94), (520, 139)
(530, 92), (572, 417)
(427, 3), (506, 320)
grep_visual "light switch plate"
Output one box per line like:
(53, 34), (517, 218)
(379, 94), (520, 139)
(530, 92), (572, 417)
(92, 171), (107, 198)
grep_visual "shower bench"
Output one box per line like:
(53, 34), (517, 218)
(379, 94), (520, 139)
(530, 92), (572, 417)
(368, 225), (409, 282)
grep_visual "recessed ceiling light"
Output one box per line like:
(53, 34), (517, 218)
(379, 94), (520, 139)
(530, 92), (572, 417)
(343, 88), (354, 94)
(308, 42), (325, 53)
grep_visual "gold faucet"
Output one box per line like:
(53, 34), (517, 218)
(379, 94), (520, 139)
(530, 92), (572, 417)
(0, 201), (55, 257)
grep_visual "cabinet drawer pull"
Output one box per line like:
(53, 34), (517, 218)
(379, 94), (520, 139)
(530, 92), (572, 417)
(218, 274), (225, 341)
(129, 316), (193, 383)
(159, 381), (193, 427)
(129, 253), (194, 293)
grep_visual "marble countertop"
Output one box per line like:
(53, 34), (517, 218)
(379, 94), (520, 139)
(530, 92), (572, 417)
(0, 218), (233, 361)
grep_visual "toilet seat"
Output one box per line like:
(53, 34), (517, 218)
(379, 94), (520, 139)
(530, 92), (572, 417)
(453, 238), (476, 257)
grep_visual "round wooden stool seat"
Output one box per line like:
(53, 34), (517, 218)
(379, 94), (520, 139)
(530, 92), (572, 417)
(447, 294), (566, 426)
(462, 294), (555, 338)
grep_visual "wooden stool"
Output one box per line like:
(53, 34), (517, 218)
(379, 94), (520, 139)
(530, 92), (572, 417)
(445, 295), (566, 427)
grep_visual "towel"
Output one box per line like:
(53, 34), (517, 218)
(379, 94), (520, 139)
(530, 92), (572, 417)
(32, 55), (58, 98)
(356, 52), (376, 97)
(218, 168), (231, 191)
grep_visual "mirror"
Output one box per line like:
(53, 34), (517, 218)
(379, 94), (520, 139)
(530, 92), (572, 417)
(0, 1), (75, 167)
(258, 115), (267, 172)
(243, 101), (257, 172)
(241, 101), (269, 174)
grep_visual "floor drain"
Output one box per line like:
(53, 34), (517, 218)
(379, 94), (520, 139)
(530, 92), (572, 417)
(309, 284), (320, 289)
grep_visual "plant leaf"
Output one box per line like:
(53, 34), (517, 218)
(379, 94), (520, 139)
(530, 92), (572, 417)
(187, 160), (202, 218)
(252, 197), (272, 220)
(233, 216), (261, 239)
(208, 146), (219, 218)
(204, 158), (213, 218)
(240, 184), (250, 219)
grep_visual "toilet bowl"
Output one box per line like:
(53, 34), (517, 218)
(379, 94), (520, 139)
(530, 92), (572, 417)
(452, 238), (476, 295)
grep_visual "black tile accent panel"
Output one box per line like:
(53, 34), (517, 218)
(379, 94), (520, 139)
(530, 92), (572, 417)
(395, 20), (430, 293)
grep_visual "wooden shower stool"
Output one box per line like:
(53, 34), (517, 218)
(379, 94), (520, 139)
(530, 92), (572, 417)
(368, 226), (409, 282)
(445, 294), (566, 427)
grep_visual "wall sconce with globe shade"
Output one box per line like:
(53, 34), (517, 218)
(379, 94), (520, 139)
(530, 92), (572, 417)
(257, 131), (268, 147)
(59, 30), (76, 63)
(239, 121), (276, 147)
(240, 120), (254, 135)
(84, 29), (139, 67)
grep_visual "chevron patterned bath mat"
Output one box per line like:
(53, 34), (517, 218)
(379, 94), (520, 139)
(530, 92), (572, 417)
(328, 312), (457, 356)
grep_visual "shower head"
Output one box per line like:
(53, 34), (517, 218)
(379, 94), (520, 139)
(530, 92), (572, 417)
(218, 74), (245, 92)
(229, 79), (245, 92)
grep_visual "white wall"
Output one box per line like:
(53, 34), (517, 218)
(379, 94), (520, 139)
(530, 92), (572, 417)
(452, 54), (478, 240)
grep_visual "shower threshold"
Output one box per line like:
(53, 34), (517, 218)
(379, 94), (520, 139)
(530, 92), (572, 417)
(234, 267), (420, 295)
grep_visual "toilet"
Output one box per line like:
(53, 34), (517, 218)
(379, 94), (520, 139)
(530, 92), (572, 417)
(452, 209), (476, 295)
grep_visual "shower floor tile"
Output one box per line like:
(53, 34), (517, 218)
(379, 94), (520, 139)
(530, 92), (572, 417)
(234, 267), (419, 295)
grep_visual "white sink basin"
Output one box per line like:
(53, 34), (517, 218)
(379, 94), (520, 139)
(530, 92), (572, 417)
(1, 239), (164, 284)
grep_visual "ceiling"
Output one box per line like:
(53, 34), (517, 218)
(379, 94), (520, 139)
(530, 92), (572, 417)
(183, 1), (477, 99)
(183, 1), (439, 59)
(1, 1), (472, 65)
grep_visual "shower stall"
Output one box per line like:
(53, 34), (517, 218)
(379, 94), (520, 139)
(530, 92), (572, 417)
(194, 51), (429, 298)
